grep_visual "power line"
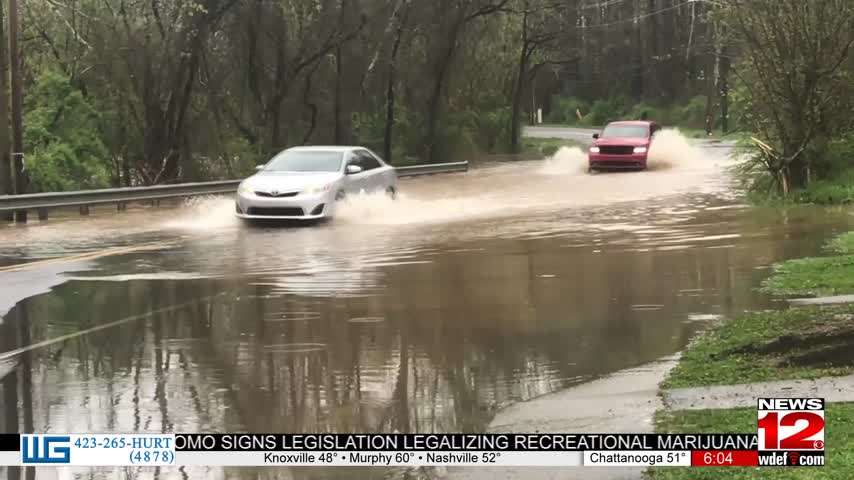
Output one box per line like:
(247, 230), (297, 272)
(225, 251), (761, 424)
(573, 0), (695, 29)
(579, 0), (632, 10)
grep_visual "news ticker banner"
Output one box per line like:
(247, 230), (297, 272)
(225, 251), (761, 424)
(0, 397), (825, 468)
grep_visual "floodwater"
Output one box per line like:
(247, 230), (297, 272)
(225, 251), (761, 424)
(1, 136), (853, 479)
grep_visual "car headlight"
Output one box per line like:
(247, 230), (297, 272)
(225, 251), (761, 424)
(237, 182), (252, 195)
(589, 146), (600, 153)
(303, 183), (333, 195)
(633, 147), (648, 153)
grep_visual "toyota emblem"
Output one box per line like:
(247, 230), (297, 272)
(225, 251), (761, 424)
(270, 190), (279, 196)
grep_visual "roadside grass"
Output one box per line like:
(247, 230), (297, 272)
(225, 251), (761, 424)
(792, 181), (854, 205)
(748, 170), (854, 207)
(762, 255), (854, 297)
(647, 403), (854, 479)
(760, 231), (854, 297)
(522, 137), (584, 157)
(827, 232), (854, 254)
(662, 305), (854, 389)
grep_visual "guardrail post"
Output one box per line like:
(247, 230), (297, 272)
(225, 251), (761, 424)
(79, 205), (90, 216)
(37, 208), (48, 220)
(117, 202), (126, 211)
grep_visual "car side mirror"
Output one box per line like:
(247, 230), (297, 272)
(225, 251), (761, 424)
(592, 133), (599, 139)
(346, 164), (363, 175)
(255, 165), (265, 171)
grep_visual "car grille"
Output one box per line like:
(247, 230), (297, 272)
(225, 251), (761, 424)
(246, 207), (304, 216)
(599, 146), (635, 155)
(255, 191), (299, 198)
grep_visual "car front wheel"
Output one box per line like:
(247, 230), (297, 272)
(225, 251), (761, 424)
(385, 186), (397, 200)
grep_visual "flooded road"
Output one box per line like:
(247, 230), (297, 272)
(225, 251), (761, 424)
(1, 138), (853, 479)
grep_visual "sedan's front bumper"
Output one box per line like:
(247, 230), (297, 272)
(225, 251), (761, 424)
(235, 191), (334, 219)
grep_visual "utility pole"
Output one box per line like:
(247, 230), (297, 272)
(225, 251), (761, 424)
(8, 0), (26, 223)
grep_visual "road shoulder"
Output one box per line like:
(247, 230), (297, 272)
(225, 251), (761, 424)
(446, 355), (679, 480)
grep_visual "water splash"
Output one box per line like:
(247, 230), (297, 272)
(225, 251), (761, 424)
(648, 129), (705, 170)
(161, 196), (239, 231)
(537, 146), (589, 175)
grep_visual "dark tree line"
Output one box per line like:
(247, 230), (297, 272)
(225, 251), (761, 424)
(0, 0), (850, 195)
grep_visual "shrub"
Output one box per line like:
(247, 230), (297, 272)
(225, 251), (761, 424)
(25, 71), (110, 192)
(546, 96), (590, 125)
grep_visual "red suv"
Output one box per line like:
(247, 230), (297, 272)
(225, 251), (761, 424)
(588, 120), (660, 172)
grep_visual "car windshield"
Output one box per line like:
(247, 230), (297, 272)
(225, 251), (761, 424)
(263, 150), (343, 172)
(601, 125), (649, 138)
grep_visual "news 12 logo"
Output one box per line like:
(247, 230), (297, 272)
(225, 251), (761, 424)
(21, 435), (72, 464)
(757, 398), (825, 467)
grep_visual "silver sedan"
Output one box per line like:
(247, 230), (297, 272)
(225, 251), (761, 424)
(235, 146), (398, 220)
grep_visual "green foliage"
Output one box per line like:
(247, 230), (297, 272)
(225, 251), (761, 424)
(675, 95), (707, 129)
(587, 99), (622, 126)
(434, 111), (479, 162)
(828, 232), (854, 255)
(546, 94), (714, 131)
(749, 167), (854, 206)
(822, 130), (854, 177)
(546, 96), (590, 124)
(763, 254), (854, 297)
(476, 106), (511, 153)
(25, 71), (110, 192)
(221, 136), (263, 178)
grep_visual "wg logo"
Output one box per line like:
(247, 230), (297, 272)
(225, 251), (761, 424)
(22, 435), (71, 464)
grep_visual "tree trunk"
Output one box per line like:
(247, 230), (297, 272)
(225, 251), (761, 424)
(424, 19), (462, 163)
(383, 7), (406, 164)
(8, 0), (26, 222)
(718, 45), (730, 134)
(633, 0), (645, 98)
(0, 0), (12, 221)
(334, 45), (344, 144)
(509, 51), (529, 153)
(509, 7), (529, 154)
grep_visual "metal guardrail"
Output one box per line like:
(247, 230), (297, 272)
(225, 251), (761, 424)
(0, 161), (469, 215)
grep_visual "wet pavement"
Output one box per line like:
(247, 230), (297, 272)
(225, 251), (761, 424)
(1, 141), (854, 479)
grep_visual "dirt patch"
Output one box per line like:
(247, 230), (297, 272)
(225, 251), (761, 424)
(785, 344), (854, 368)
(722, 315), (854, 368)
(728, 327), (854, 356)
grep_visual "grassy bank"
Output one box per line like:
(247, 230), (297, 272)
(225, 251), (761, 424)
(663, 304), (854, 389)
(762, 232), (854, 297)
(748, 170), (854, 206)
(648, 403), (854, 479)
(653, 231), (854, 477)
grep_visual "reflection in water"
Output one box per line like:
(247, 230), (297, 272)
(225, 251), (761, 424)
(1, 196), (851, 479)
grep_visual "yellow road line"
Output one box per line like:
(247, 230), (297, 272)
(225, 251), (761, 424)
(0, 240), (178, 273)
